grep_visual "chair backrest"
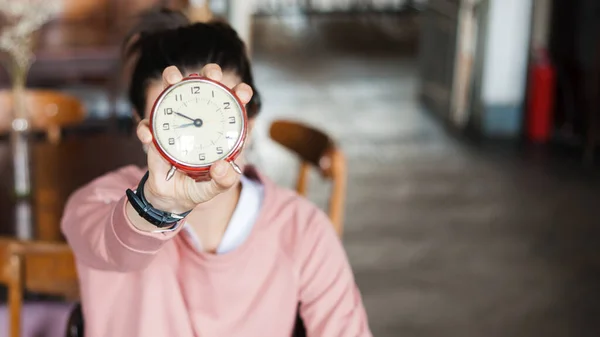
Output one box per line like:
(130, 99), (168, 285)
(269, 120), (346, 236)
(51, 0), (189, 30)
(59, 0), (110, 21)
(0, 238), (78, 337)
(0, 90), (86, 143)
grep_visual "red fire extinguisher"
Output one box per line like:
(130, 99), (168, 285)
(526, 49), (556, 143)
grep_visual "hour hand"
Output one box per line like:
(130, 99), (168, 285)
(174, 112), (195, 122)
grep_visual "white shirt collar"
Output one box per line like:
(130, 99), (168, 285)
(182, 175), (264, 254)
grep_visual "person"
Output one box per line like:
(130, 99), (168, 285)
(61, 8), (372, 337)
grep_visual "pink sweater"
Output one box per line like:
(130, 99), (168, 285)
(61, 165), (371, 337)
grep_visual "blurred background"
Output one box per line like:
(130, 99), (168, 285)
(1, 0), (600, 336)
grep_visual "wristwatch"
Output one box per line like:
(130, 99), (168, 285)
(126, 172), (192, 228)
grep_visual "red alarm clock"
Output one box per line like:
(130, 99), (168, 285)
(149, 74), (247, 181)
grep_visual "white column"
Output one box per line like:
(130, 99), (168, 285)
(479, 0), (533, 136)
(188, 0), (213, 22)
(228, 0), (254, 51)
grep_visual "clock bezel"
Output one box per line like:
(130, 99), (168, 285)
(149, 75), (248, 175)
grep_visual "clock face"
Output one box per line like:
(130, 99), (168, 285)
(151, 78), (245, 167)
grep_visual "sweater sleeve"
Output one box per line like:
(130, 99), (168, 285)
(296, 208), (372, 337)
(61, 166), (184, 272)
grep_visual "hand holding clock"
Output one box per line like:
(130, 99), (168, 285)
(134, 64), (253, 216)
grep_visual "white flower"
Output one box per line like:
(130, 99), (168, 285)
(0, 0), (61, 69)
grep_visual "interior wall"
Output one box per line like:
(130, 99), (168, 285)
(548, 0), (600, 146)
(531, 0), (552, 50)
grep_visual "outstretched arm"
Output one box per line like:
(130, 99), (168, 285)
(61, 166), (184, 272)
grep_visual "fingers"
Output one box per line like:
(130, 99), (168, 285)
(162, 66), (183, 88)
(161, 64), (252, 107)
(204, 63), (252, 105)
(200, 63), (223, 82)
(136, 119), (152, 144)
(233, 83), (253, 105)
(138, 119), (172, 179)
(146, 142), (173, 177)
(136, 118), (180, 176)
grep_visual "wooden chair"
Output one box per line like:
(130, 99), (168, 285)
(0, 90), (86, 143)
(0, 238), (78, 337)
(269, 120), (347, 236)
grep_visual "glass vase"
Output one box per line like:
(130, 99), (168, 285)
(9, 60), (31, 198)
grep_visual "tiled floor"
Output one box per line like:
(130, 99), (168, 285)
(250, 14), (600, 337)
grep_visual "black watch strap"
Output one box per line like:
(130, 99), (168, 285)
(126, 171), (192, 228)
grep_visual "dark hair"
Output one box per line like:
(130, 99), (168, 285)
(124, 8), (261, 119)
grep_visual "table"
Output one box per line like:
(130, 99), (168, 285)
(0, 134), (146, 242)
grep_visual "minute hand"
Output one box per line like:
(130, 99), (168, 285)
(174, 112), (195, 122)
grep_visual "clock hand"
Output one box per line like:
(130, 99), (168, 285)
(174, 112), (204, 128)
(176, 123), (195, 129)
(174, 112), (196, 122)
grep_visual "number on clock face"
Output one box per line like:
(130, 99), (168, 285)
(152, 79), (244, 166)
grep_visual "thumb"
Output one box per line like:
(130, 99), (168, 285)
(208, 160), (240, 193)
(136, 119), (153, 145)
(188, 161), (240, 203)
